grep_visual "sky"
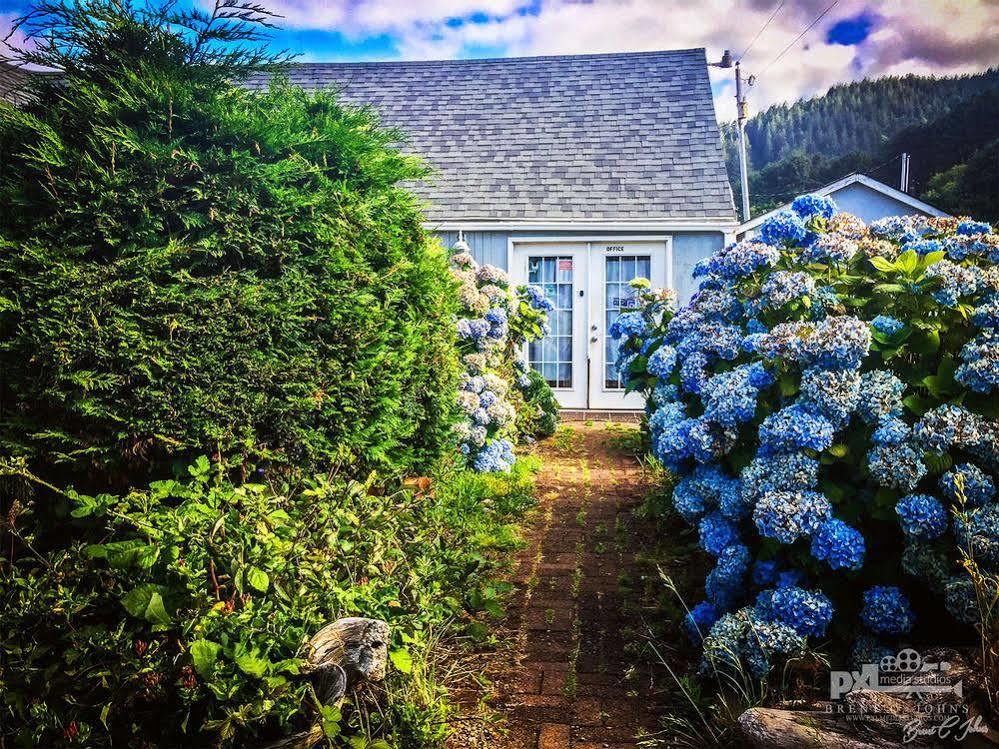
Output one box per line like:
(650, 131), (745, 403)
(2, 0), (998, 121)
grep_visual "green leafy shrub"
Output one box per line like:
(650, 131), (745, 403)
(0, 0), (458, 483)
(514, 368), (559, 440)
(0, 454), (537, 746)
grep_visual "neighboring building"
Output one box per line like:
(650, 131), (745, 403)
(246, 50), (737, 410)
(736, 173), (950, 241)
(0, 62), (32, 105)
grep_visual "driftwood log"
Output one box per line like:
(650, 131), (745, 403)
(739, 706), (905, 749)
(263, 617), (390, 749)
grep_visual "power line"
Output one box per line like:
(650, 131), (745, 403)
(759, 0), (839, 75)
(739, 0), (786, 62)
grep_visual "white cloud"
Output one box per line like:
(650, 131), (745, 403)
(5, 0), (998, 120)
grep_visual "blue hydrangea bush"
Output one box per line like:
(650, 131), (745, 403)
(449, 247), (554, 471)
(614, 196), (998, 677)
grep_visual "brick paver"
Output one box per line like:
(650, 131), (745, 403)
(454, 424), (666, 749)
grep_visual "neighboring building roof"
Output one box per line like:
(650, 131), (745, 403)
(244, 50), (737, 226)
(0, 62), (31, 105)
(737, 173), (950, 237)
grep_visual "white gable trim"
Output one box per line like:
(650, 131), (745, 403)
(736, 173), (950, 236)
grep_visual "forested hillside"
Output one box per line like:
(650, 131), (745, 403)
(723, 69), (999, 221)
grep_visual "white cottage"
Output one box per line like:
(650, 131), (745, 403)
(245, 50), (738, 410)
(736, 173), (950, 241)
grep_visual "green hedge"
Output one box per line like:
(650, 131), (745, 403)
(0, 38), (457, 482)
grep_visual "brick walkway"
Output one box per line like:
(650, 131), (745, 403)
(453, 424), (666, 749)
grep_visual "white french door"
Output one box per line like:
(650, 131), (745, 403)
(511, 238), (670, 410)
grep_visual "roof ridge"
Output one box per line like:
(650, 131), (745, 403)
(289, 48), (705, 68)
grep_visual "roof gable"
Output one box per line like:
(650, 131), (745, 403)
(737, 173), (949, 235)
(245, 50), (736, 225)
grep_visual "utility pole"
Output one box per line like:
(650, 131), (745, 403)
(735, 60), (752, 221)
(711, 50), (753, 222)
(900, 152), (910, 193)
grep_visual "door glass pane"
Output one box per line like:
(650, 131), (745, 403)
(527, 255), (573, 388)
(605, 255), (651, 389)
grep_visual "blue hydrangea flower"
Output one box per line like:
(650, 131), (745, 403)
(799, 367), (861, 426)
(688, 419), (738, 463)
(895, 494), (948, 541)
(679, 351), (709, 395)
(523, 284), (555, 312)
(472, 438), (516, 473)
(647, 344), (677, 377)
(957, 220), (992, 236)
(803, 233), (858, 264)
(702, 367), (761, 428)
(698, 241), (780, 279)
(870, 215), (930, 242)
(940, 463), (996, 506)
(705, 544), (750, 610)
(747, 362), (776, 389)
(971, 298), (999, 329)
(791, 193), (837, 220)
(758, 405), (835, 455)
(924, 259), (979, 306)
(804, 316), (871, 370)
(776, 569), (805, 589)
(685, 601), (719, 642)
(754, 490), (832, 543)
(810, 519), (866, 571)
(609, 311), (647, 340)
(956, 330), (998, 394)
(740, 452), (819, 505)
(760, 209), (808, 246)
(868, 442), (927, 492)
(871, 315), (904, 336)
(901, 543), (950, 588)
(944, 577), (994, 625)
(912, 404), (981, 454)
(698, 512), (740, 556)
(752, 559), (780, 586)
(872, 416), (910, 446)
(768, 586), (833, 639)
(861, 586), (915, 635)
(856, 370), (906, 424)
(851, 635), (894, 669)
(743, 619), (805, 678)
(758, 271), (815, 310)
(954, 503), (999, 566)
(902, 238), (944, 255)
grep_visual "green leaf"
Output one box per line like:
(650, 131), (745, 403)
(389, 648), (413, 674)
(827, 444), (849, 458)
(896, 249), (918, 273)
(921, 250), (946, 267)
(188, 455), (211, 478)
(245, 565), (269, 593)
(121, 584), (171, 624)
(319, 705), (341, 739)
(190, 639), (221, 679)
(868, 256), (897, 273)
(234, 651), (270, 678)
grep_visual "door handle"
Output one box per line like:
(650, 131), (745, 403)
(590, 335), (598, 343)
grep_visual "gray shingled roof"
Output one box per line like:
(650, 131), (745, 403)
(0, 63), (32, 105)
(245, 50), (736, 224)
